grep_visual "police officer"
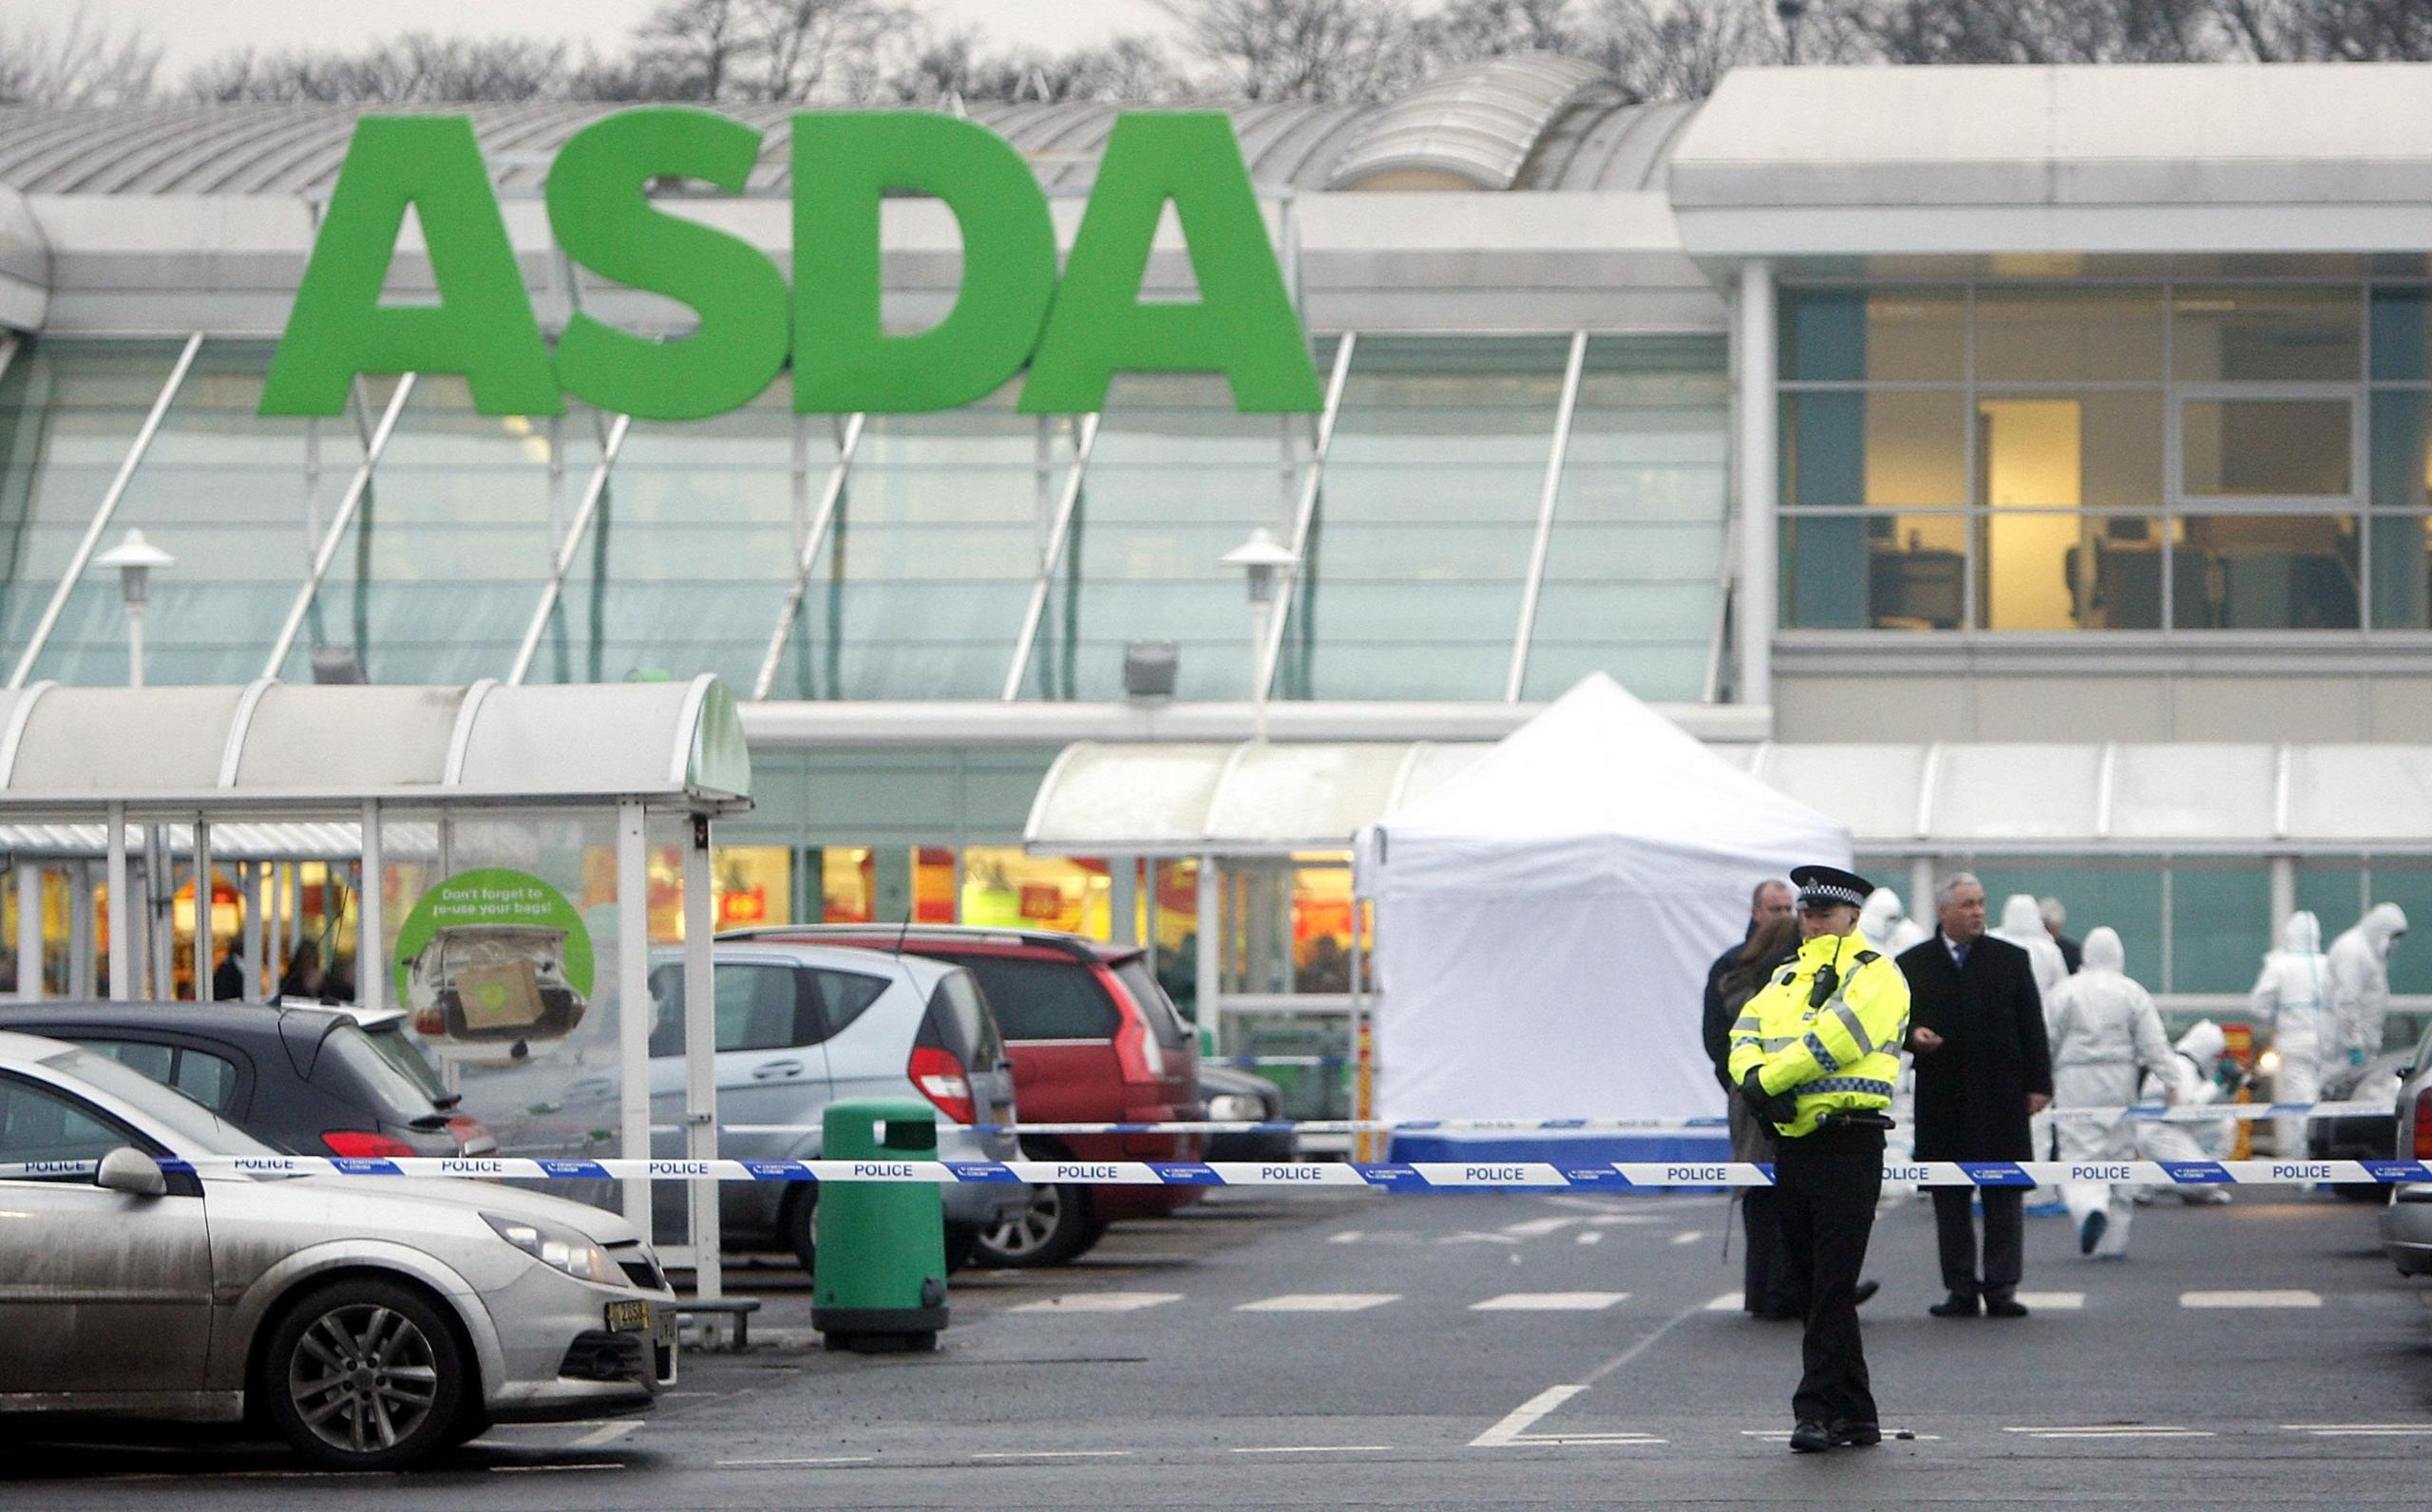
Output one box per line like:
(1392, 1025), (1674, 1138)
(1727, 863), (1911, 1454)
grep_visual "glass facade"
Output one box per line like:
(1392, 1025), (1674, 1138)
(0, 331), (1732, 706)
(1776, 283), (2432, 634)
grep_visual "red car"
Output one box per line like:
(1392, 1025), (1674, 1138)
(727, 924), (1203, 1265)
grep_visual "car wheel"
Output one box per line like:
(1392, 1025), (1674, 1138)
(785, 1189), (820, 1276)
(974, 1182), (1103, 1267)
(261, 1278), (468, 1471)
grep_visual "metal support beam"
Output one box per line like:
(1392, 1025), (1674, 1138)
(1001, 413), (1103, 702)
(1734, 258), (1777, 710)
(262, 375), (417, 680)
(9, 332), (203, 690)
(105, 804), (129, 1001)
(358, 803), (383, 1013)
(508, 411), (635, 684)
(683, 817), (723, 1307)
(617, 799), (652, 1237)
(752, 413), (865, 701)
(1255, 335), (1357, 703)
(68, 860), (93, 998)
(14, 860), (42, 1001)
(193, 820), (211, 1001)
(1506, 330), (1589, 703)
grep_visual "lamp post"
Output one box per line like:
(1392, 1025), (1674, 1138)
(1220, 526), (1297, 744)
(93, 529), (174, 688)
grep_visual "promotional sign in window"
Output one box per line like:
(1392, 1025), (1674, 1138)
(394, 868), (597, 1067)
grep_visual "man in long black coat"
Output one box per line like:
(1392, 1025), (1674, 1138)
(1897, 872), (2053, 1319)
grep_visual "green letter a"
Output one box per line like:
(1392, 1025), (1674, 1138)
(260, 116), (560, 417)
(791, 113), (1056, 414)
(1022, 113), (1320, 414)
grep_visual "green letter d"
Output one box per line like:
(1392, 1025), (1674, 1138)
(791, 113), (1055, 414)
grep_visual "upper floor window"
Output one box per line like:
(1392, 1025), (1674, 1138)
(1778, 283), (2432, 635)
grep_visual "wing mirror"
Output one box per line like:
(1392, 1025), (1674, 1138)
(96, 1146), (168, 1198)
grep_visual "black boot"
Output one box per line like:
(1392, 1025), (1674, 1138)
(1789, 1420), (1834, 1453)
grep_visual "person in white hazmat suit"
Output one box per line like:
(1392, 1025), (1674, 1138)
(1993, 894), (2069, 1001)
(2137, 1020), (2234, 1204)
(2327, 903), (2408, 1069)
(1860, 887), (1930, 1202)
(2250, 911), (2332, 1158)
(2044, 928), (2176, 1257)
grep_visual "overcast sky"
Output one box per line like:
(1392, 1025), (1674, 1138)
(48, 0), (1181, 78)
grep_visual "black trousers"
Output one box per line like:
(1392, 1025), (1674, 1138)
(1930, 1185), (2024, 1300)
(1775, 1123), (1884, 1427)
(1741, 1187), (1798, 1314)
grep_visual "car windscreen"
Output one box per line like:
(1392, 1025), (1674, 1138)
(1113, 958), (1193, 1050)
(320, 1025), (446, 1119)
(943, 954), (1118, 1041)
(33, 1042), (280, 1158)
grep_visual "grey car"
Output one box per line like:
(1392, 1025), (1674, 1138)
(0, 1030), (675, 1471)
(2380, 1019), (2432, 1273)
(643, 942), (1027, 1273)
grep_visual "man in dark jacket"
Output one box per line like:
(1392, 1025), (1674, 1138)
(1897, 872), (2053, 1319)
(1703, 879), (1794, 1090)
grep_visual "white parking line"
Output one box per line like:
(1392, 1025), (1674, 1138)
(1703, 1291), (1744, 1312)
(1009, 1292), (1185, 1314)
(569, 1422), (641, 1449)
(1236, 1293), (1400, 1312)
(1576, 1231), (1604, 1245)
(489, 1463), (627, 1472)
(2179, 1290), (2322, 1309)
(2283, 1423), (2432, 1436)
(1326, 1231), (1365, 1244)
(1502, 1217), (1584, 1238)
(1669, 1231), (1705, 1246)
(973, 1450), (1130, 1460)
(1471, 1385), (1587, 1446)
(1231, 1445), (1396, 1454)
(1471, 1292), (1628, 1312)
(2004, 1426), (2214, 1439)
(2012, 1292), (2085, 1311)
(716, 1457), (874, 1467)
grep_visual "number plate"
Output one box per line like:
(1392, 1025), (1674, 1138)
(604, 1299), (654, 1333)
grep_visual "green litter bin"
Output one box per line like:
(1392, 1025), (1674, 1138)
(812, 1097), (948, 1352)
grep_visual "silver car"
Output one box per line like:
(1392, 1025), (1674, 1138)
(0, 1030), (675, 1471)
(644, 942), (1027, 1273)
(2380, 1018), (2432, 1273)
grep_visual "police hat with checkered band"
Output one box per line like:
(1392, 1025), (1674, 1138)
(1790, 864), (1872, 912)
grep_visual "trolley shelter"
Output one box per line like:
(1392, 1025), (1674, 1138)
(0, 674), (750, 1295)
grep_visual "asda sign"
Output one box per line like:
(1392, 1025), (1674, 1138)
(259, 107), (1320, 422)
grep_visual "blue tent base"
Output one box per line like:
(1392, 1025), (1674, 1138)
(1387, 1131), (1734, 1190)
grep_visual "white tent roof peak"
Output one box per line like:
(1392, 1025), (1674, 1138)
(1387, 671), (1847, 851)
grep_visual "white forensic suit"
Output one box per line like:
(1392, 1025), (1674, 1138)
(2044, 928), (2175, 1257)
(1860, 888), (1932, 1201)
(2327, 903), (2408, 1069)
(2251, 911), (2331, 1158)
(2137, 1020), (2233, 1204)
(1993, 893), (2070, 1001)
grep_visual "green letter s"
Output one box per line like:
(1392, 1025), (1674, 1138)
(260, 117), (559, 417)
(1022, 113), (1320, 415)
(791, 113), (1055, 414)
(548, 107), (789, 422)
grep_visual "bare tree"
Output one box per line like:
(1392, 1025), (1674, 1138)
(0, 4), (161, 105)
(1420, 0), (1586, 64)
(619, 0), (913, 102)
(1155, 0), (1432, 102)
(2215, 0), (2432, 61)
(188, 34), (572, 104)
(1852, 0), (2221, 65)
(1584, 0), (1776, 101)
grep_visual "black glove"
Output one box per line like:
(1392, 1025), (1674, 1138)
(1740, 1068), (1798, 1125)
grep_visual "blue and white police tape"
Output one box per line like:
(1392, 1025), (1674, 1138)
(10, 1153), (2421, 1189)
(684, 1100), (2384, 1139)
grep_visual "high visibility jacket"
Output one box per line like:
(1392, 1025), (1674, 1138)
(1726, 928), (1911, 1138)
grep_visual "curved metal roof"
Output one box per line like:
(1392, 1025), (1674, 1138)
(0, 675), (750, 818)
(0, 63), (1696, 198)
(1325, 52), (1614, 191)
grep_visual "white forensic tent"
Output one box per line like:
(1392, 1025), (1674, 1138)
(1354, 673), (1851, 1131)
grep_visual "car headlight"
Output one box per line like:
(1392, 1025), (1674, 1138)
(1208, 1093), (1268, 1122)
(483, 1211), (622, 1285)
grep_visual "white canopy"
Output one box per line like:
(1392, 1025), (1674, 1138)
(1354, 673), (1851, 1125)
